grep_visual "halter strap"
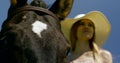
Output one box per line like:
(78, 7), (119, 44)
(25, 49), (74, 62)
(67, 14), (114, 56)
(10, 5), (59, 20)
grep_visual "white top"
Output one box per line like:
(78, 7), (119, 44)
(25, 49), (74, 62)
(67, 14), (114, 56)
(67, 49), (112, 63)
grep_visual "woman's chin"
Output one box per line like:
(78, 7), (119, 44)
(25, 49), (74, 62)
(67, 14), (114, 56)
(84, 34), (92, 39)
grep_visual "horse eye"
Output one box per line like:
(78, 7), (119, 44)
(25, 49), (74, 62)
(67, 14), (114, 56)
(65, 47), (70, 56)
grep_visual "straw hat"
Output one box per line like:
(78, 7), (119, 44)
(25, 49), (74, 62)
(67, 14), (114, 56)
(61, 11), (111, 47)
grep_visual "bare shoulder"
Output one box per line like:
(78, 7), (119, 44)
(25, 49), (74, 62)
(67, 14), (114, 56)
(100, 49), (113, 63)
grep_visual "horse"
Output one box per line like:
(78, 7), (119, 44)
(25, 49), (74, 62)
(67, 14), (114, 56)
(0, 0), (73, 63)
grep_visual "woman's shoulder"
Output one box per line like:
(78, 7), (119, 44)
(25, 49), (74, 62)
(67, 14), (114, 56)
(100, 49), (112, 57)
(100, 49), (113, 63)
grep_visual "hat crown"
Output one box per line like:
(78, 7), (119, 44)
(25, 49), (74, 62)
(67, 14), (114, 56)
(74, 14), (85, 19)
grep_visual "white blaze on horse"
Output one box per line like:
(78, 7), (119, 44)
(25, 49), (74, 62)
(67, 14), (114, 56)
(32, 20), (47, 38)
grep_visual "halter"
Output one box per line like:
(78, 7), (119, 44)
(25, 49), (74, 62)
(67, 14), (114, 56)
(9, 5), (59, 21)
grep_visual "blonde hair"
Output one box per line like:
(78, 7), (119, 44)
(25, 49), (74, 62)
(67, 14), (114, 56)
(93, 42), (102, 63)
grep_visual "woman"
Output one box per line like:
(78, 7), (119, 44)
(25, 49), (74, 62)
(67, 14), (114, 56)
(61, 11), (112, 63)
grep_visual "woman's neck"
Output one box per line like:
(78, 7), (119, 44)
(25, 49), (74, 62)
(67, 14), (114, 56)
(72, 39), (91, 55)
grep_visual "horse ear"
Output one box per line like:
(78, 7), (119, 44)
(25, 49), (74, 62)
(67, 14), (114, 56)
(49, 0), (74, 20)
(10, 0), (17, 6)
(8, 0), (27, 17)
(10, 0), (27, 7)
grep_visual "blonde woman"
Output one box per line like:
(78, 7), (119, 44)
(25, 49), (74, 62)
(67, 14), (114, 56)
(61, 11), (112, 63)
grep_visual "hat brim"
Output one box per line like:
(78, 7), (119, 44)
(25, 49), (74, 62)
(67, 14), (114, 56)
(61, 11), (111, 47)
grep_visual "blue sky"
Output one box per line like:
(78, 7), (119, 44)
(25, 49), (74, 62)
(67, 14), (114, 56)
(0, 0), (120, 63)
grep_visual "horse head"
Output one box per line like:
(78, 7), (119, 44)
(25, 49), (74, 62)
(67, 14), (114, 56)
(0, 0), (73, 63)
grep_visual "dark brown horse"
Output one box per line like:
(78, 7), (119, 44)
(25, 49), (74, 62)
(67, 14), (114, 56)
(0, 0), (73, 63)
